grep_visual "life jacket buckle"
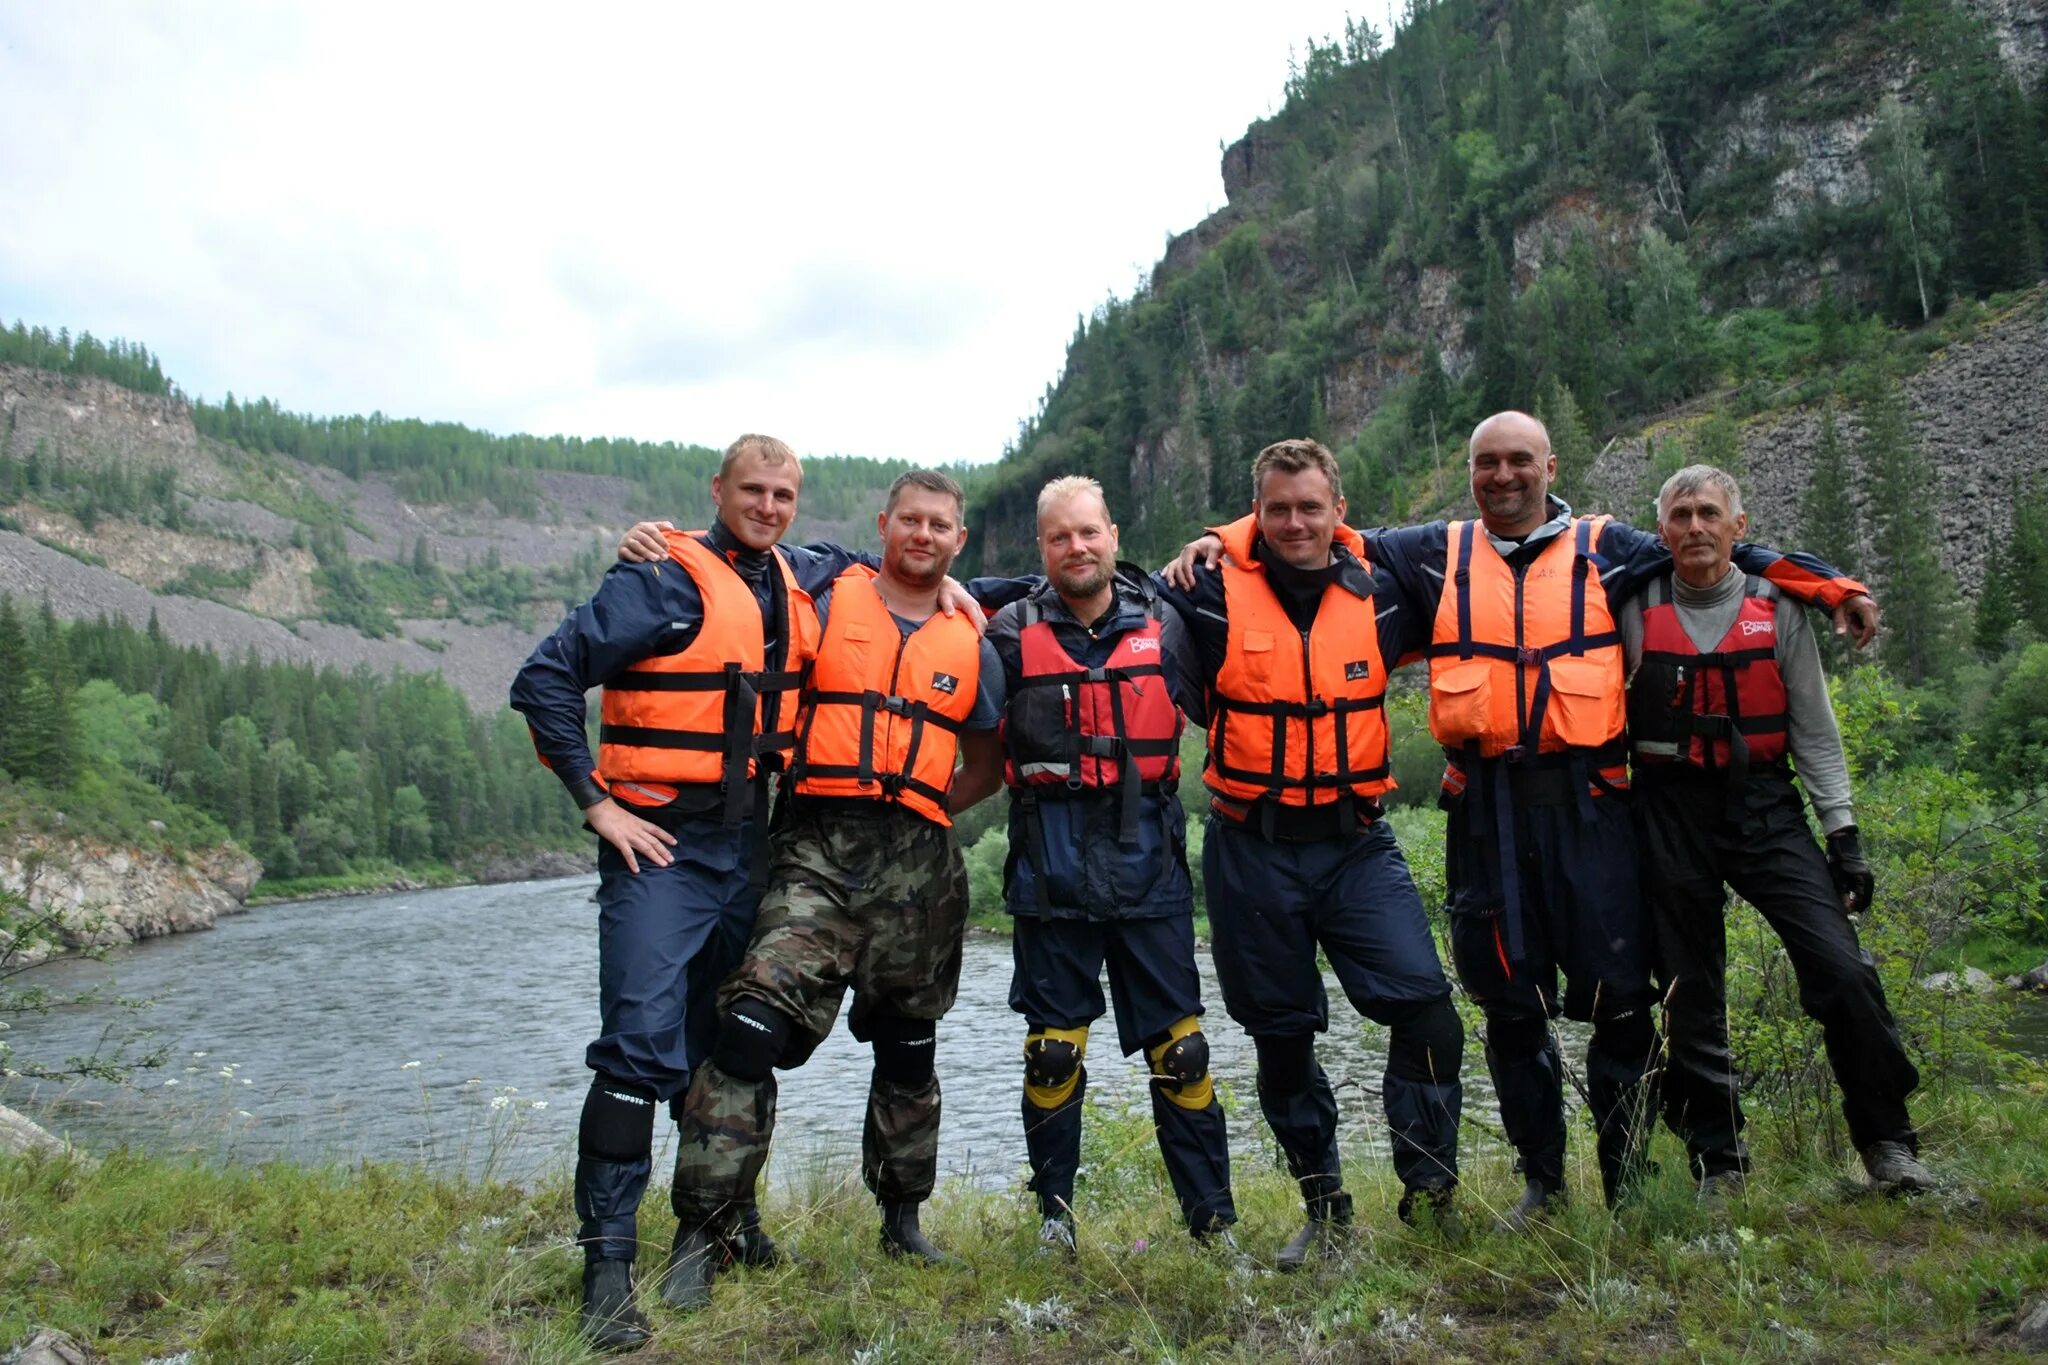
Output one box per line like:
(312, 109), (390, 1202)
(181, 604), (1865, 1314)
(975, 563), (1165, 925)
(1516, 645), (1542, 665)
(1501, 744), (1527, 764)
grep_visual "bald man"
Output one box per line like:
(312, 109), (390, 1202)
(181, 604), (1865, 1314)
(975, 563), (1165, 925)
(1170, 412), (1875, 1228)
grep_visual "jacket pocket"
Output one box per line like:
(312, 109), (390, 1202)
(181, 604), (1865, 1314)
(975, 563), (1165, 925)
(1542, 655), (1622, 749)
(1427, 660), (1492, 746)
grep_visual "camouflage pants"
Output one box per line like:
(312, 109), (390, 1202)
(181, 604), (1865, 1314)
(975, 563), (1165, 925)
(671, 798), (970, 1221)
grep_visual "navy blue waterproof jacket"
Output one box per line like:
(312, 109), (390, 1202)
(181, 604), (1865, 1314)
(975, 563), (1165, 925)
(984, 567), (1204, 920)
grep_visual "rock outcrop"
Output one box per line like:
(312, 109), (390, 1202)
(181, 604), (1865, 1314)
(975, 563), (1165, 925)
(0, 836), (262, 965)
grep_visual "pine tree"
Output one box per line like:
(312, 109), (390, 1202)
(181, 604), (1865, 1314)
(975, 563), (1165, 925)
(1974, 533), (2019, 658)
(1799, 402), (1860, 578)
(1856, 368), (1960, 684)
(1538, 379), (1596, 513)
(1476, 235), (1521, 413)
(2010, 481), (2048, 637)
(0, 597), (28, 777)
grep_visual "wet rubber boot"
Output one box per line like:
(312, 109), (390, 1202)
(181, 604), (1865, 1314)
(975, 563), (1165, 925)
(1275, 1189), (1353, 1272)
(658, 1221), (725, 1311)
(1037, 1207), (1077, 1258)
(580, 1258), (652, 1350)
(879, 1201), (964, 1267)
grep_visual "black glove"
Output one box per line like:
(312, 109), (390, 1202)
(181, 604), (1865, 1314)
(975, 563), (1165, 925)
(1826, 827), (1874, 916)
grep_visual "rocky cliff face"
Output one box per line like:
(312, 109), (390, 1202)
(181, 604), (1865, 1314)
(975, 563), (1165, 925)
(1587, 296), (2048, 585)
(1, 836), (263, 965)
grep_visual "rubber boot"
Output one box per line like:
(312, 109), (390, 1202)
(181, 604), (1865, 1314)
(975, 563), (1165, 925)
(722, 1202), (784, 1270)
(658, 1220), (725, 1312)
(1275, 1188), (1353, 1273)
(1497, 1176), (1567, 1233)
(1037, 1207), (1077, 1258)
(580, 1259), (652, 1350)
(1861, 1140), (1936, 1193)
(879, 1201), (964, 1267)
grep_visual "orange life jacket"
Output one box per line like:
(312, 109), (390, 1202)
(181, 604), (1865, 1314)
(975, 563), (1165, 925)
(791, 566), (981, 826)
(1204, 514), (1394, 810)
(1425, 516), (1625, 758)
(1629, 574), (1790, 774)
(597, 530), (819, 820)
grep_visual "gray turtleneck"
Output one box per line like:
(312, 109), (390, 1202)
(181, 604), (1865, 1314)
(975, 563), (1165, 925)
(1618, 563), (1856, 833)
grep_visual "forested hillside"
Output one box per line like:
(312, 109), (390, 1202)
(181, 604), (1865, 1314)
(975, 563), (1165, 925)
(959, 0), (2048, 571)
(0, 325), (913, 713)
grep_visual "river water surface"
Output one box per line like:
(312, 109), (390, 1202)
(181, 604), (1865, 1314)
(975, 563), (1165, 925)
(5, 877), (1481, 1194)
(12, 877), (2044, 1198)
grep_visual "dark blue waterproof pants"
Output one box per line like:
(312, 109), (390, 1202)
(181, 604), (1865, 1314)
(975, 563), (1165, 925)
(1446, 786), (1659, 1195)
(1010, 913), (1235, 1232)
(577, 816), (761, 1263)
(1204, 815), (1463, 1198)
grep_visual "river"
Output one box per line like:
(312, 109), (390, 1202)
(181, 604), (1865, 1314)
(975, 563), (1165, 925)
(8, 877), (2043, 1196)
(3, 877), (1481, 1193)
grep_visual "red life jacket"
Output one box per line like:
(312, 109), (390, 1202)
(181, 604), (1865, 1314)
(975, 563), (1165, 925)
(1628, 574), (1789, 774)
(1001, 585), (1182, 831)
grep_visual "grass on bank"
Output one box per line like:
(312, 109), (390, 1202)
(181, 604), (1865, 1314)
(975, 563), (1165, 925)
(4, 1085), (2046, 1364)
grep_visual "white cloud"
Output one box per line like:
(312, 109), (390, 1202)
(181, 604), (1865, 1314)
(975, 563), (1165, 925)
(1, 1), (1397, 464)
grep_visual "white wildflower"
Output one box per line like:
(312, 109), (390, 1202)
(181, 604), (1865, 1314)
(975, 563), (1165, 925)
(163, 1078), (179, 1087)
(490, 1095), (510, 1111)
(401, 1061), (421, 1071)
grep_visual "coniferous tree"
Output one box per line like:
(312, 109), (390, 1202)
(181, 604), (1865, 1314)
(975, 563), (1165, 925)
(1538, 379), (1595, 513)
(1973, 534), (2019, 658)
(1856, 369), (1959, 684)
(1799, 402), (1860, 578)
(1476, 235), (1521, 412)
(0, 598), (28, 777)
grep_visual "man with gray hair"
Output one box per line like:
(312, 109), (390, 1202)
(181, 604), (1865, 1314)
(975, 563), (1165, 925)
(1623, 463), (1932, 1198)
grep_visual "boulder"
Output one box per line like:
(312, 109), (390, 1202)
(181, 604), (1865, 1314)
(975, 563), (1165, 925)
(2020, 959), (2048, 993)
(2016, 1296), (2048, 1350)
(3, 1327), (96, 1364)
(0, 1104), (69, 1158)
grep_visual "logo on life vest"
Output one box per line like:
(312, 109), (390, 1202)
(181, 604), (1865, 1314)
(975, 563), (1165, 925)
(1126, 637), (1160, 654)
(1345, 660), (1372, 681)
(931, 672), (959, 694)
(1739, 619), (1776, 637)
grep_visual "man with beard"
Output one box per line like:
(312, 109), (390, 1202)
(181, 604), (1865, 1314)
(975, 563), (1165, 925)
(949, 475), (1236, 1254)
(1170, 413), (1875, 1229)
(512, 434), (874, 1347)
(658, 469), (1003, 1312)
(1624, 464), (1931, 1199)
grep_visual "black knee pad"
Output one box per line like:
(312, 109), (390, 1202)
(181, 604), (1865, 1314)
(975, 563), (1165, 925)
(1253, 1033), (1317, 1097)
(1592, 1005), (1657, 1061)
(711, 996), (794, 1083)
(578, 1075), (657, 1163)
(1154, 1030), (1209, 1087)
(1024, 1035), (1084, 1090)
(1482, 1010), (1551, 1061)
(870, 1015), (938, 1086)
(1386, 997), (1465, 1084)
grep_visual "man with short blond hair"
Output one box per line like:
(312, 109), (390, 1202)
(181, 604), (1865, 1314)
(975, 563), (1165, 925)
(513, 432), (879, 1347)
(1626, 464), (1930, 1198)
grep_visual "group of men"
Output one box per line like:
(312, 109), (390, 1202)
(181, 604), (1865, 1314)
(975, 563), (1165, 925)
(511, 417), (1933, 1349)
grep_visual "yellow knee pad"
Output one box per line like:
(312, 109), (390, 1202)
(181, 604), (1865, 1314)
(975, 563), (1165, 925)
(1148, 1015), (1214, 1111)
(1023, 1025), (1089, 1109)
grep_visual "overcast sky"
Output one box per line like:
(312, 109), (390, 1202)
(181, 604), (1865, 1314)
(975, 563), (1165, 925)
(1, 3), (1395, 467)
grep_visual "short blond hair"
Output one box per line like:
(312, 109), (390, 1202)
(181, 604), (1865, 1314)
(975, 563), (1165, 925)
(719, 433), (801, 482)
(1035, 474), (1108, 525)
(1251, 438), (1343, 502)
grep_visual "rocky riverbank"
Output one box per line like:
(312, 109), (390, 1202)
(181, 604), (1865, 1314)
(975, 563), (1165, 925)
(0, 835), (262, 965)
